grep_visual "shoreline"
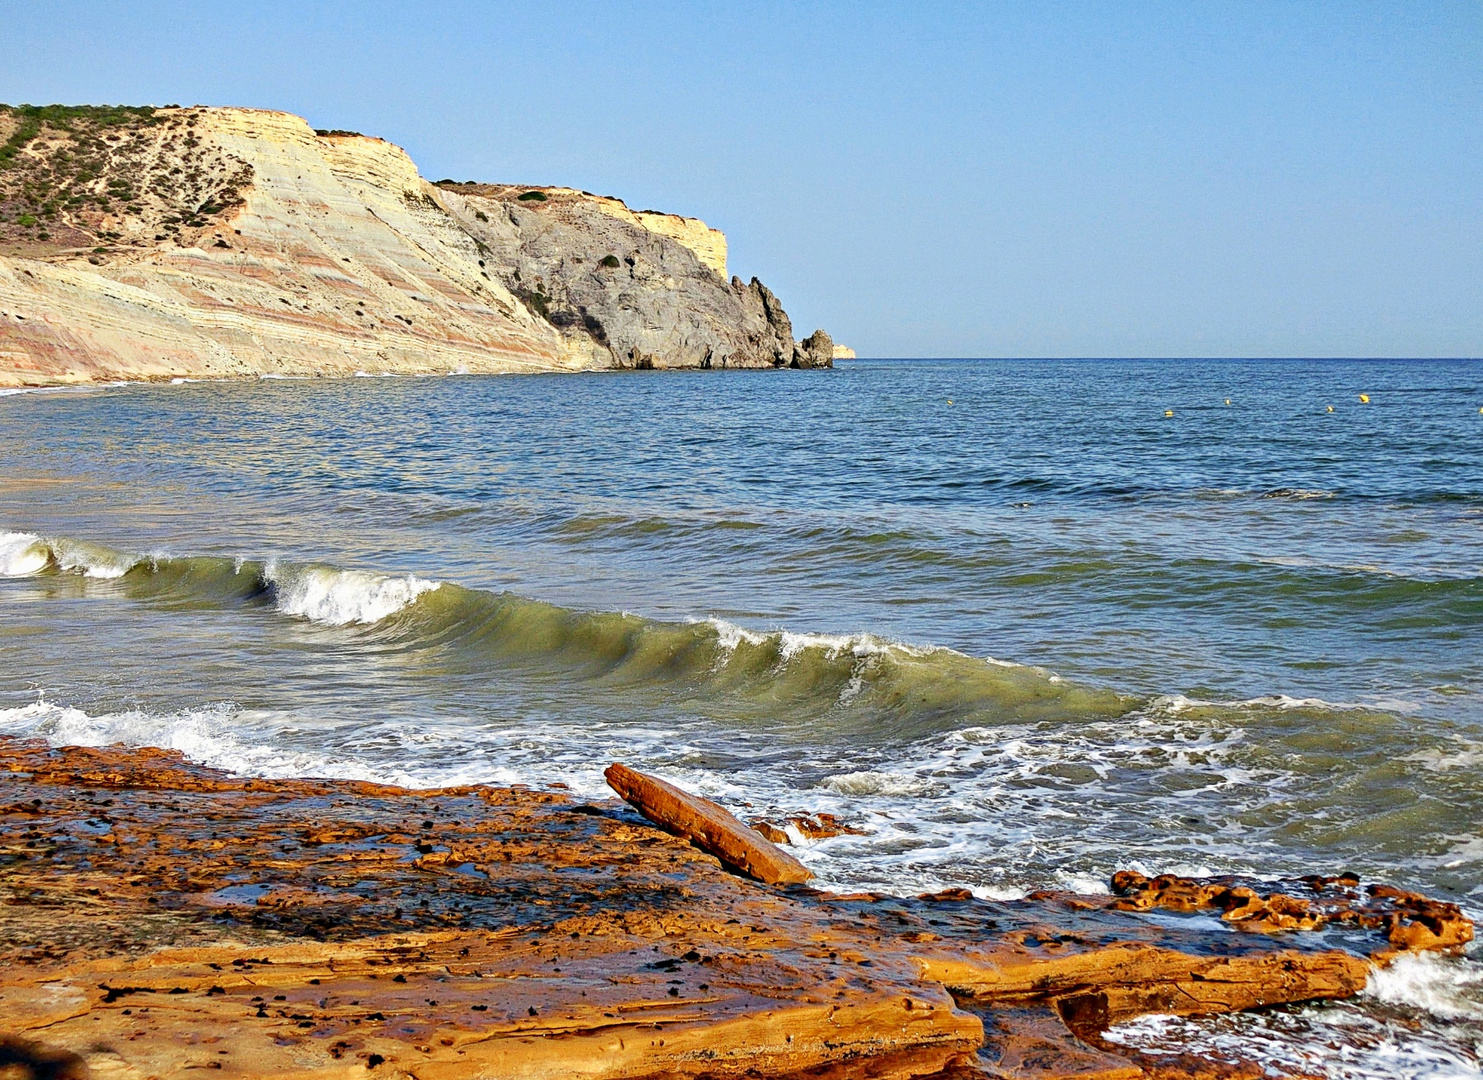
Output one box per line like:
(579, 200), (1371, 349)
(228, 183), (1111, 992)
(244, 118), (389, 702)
(1, 738), (1471, 1079)
(0, 364), (838, 392)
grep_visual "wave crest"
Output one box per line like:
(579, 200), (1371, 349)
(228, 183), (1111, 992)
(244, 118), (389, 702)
(0, 531), (49, 576)
(264, 562), (442, 626)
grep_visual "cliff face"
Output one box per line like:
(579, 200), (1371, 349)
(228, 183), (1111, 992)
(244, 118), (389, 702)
(439, 183), (833, 370)
(0, 106), (830, 386)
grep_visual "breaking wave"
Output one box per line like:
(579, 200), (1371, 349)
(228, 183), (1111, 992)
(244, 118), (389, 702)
(264, 561), (441, 626)
(0, 532), (439, 627)
(0, 531), (49, 576)
(0, 530), (1134, 733)
(1363, 950), (1483, 1022)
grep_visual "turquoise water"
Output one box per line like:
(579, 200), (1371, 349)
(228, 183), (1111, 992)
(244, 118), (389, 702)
(1, 358), (1481, 1073)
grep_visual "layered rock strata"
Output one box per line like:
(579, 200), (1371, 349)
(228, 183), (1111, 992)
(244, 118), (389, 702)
(0, 105), (831, 386)
(0, 739), (1471, 1079)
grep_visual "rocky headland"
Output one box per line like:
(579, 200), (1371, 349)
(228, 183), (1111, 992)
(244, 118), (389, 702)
(0, 105), (833, 387)
(0, 738), (1471, 1079)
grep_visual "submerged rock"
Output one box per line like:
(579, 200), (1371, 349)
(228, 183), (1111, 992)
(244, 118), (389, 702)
(0, 739), (1471, 1079)
(749, 810), (869, 844)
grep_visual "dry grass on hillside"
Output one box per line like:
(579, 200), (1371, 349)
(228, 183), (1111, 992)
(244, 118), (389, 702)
(0, 104), (254, 261)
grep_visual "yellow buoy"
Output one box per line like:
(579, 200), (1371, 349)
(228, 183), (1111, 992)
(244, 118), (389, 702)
(1359, 393), (1370, 403)
(1327, 405), (1334, 413)
(1164, 409), (1174, 417)
(946, 399), (953, 405)
(1225, 398), (1231, 405)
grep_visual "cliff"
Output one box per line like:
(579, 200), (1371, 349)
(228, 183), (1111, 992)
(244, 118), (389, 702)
(0, 105), (832, 386)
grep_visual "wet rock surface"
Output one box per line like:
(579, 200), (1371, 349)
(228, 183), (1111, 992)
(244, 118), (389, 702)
(749, 811), (869, 846)
(0, 739), (1470, 1079)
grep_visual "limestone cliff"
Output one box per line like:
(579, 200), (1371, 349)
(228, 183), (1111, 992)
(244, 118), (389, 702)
(0, 105), (831, 386)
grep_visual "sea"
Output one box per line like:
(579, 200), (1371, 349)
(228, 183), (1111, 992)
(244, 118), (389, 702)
(1, 357), (1480, 1076)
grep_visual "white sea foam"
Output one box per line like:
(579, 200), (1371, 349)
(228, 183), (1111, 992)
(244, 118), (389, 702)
(1260, 488), (1337, 501)
(0, 700), (422, 787)
(1438, 835), (1483, 870)
(0, 382), (130, 398)
(1403, 738), (1483, 773)
(820, 769), (945, 798)
(704, 617), (929, 662)
(1364, 952), (1483, 1021)
(1152, 691), (1405, 715)
(0, 532), (144, 579)
(50, 539), (140, 579)
(704, 617), (767, 652)
(0, 531), (49, 576)
(777, 630), (910, 661)
(1105, 1003), (1483, 1080)
(265, 561), (442, 625)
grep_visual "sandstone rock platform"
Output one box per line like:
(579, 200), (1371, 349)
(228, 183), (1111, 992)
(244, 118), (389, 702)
(0, 738), (1471, 1079)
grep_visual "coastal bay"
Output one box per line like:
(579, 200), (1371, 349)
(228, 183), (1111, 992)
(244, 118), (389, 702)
(2, 359), (1481, 1075)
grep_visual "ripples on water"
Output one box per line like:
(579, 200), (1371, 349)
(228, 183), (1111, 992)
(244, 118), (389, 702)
(1, 358), (1480, 1075)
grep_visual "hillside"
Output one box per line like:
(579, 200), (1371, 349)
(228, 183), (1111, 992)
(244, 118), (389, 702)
(0, 105), (832, 386)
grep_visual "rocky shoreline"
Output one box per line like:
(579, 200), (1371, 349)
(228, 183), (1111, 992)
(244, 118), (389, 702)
(0, 738), (1471, 1079)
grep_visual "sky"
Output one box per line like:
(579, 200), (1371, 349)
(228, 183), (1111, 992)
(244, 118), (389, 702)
(4, 1), (1480, 357)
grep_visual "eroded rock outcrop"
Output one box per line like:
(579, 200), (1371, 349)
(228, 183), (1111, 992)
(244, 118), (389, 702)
(0, 105), (832, 385)
(0, 739), (1470, 1079)
(436, 183), (832, 371)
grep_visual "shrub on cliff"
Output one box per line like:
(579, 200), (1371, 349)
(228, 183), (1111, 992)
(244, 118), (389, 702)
(517, 190), (547, 202)
(598, 254), (620, 269)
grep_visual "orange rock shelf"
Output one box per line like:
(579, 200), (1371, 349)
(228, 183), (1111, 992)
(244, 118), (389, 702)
(0, 740), (1471, 1079)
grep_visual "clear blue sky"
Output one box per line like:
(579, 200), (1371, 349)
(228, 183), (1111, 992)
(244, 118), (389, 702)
(5, 2), (1480, 357)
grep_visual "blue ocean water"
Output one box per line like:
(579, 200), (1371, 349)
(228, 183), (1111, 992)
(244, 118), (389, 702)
(1, 358), (1481, 1074)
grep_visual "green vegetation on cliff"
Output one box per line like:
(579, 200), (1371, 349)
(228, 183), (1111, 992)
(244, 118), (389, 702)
(0, 103), (250, 256)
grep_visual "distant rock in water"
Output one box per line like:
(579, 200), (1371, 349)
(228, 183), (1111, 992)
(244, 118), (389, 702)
(0, 105), (832, 386)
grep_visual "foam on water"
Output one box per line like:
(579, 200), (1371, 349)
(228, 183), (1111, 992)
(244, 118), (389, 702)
(0, 700), (422, 786)
(50, 538), (142, 579)
(706, 617), (932, 663)
(1365, 951), (1483, 1022)
(1405, 738), (1483, 773)
(0, 531), (49, 576)
(1105, 948), (1483, 1080)
(820, 769), (947, 798)
(0, 532), (144, 578)
(264, 561), (442, 625)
